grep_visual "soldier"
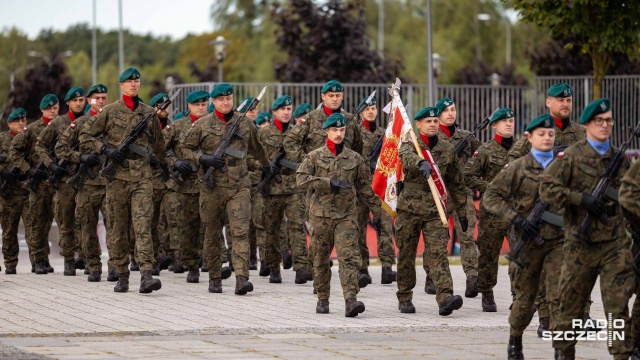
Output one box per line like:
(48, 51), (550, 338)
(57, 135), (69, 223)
(482, 114), (564, 359)
(164, 90), (208, 283)
(395, 106), (467, 316)
(540, 99), (634, 359)
(463, 107), (515, 312)
(357, 95), (397, 285)
(56, 84), (112, 281)
(0, 108), (31, 274)
(36, 87), (86, 276)
(296, 112), (380, 317)
(177, 83), (270, 295)
(255, 111), (272, 276)
(292, 103), (312, 125)
(431, 97), (480, 297)
(259, 95), (313, 284)
(79, 67), (168, 293)
(9, 94), (60, 274)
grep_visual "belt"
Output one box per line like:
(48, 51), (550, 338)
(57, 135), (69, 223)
(281, 168), (294, 175)
(403, 182), (429, 191)
(225, 158), (246, 167)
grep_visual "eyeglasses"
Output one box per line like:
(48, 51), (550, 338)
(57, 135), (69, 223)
(593, 117), (615, 126)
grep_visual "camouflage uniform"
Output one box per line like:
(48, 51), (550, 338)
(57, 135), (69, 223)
(9, 118), (54, 266)
(79, 100), (167, 274)
(463, 136), (512, 296)
(248, 164), (264, 263)
(482, 153), (564, 335)
(540, 139), (634, 358)
(177, 112), (269, 282)
(0, 130), (31, 269)
(396, 135), (466, 306)
(296, 144), (380, 300)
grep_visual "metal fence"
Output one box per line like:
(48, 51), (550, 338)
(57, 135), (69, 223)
(170, 75), (640, 148)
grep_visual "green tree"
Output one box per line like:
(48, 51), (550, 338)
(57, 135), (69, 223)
(64, 51), (92, 91)
(505, 0), (640, 98)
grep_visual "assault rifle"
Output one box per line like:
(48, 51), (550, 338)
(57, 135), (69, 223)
(454, 107), (499, 157)
(573, 121), (640, 244)
(46, 142), (73, 188)
(344, 90), (376, 128)
(368, 136), (384, 173)
(100, 89), (181, 182)
(66, 151), (100, 185)
(256, 147), (300, 196)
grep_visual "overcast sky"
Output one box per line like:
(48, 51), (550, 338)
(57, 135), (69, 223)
(0, 0), (215, 40)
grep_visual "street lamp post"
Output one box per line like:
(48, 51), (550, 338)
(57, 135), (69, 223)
(28, 50), (74, 66)
(0, 64), (33, 93)
(477, 13), (512, 66)
(209, 36), (231, 82)
(432, 53), (444, 99)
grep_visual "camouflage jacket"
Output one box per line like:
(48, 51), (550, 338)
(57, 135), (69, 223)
(463, 138), (511, 194)
(539, 139), (630, 243)
(36, 112), (78, 181)
(438, 126), (482, 166)
(164, 117), (199, 194)
(360, 122), (385, 176)
(258, 122), (301, 195)
(55, 112), (106, 187)
(9, 117), (48, 173)
(296, 145), (380, 220)
(150, 123), (169, 190)
(78, 100), (167, 182)
(283, 107), (362, 162)
(0, 130), (28, 195)
(619, 159), (640, 234)
(483, 153), (564, 241)
(397, 134), (467, 218)
(507, 121), (585, 162)
(177, 112), (268, 189)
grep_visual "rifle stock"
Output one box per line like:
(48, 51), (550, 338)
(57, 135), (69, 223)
(454, 110), (495, 157)
(505, 200), (548, 269)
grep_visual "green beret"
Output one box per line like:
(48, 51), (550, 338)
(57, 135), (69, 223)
(490, 107), (515, 124)
(579, 98), (611, 125)
(321, 80), (343, 93)
(322, 113), (347, 129)
(64, 87), (85, 101)
(525, 114), (555, 133)
(414, 106), (441, 121)
(358, 96), (376, 108)
(150, 93), (169, 107)
(39, 94), (59, 109)
(87, 84), (108, 97)
(293, 103), (312, 118)
(118, 67), (141, 82)
(435, 97), (454, 113)
(7, 108), (26, 122)
(255, 112), (271, 126)
(237, 97), (254, 113)
(547, 83), (573, 98)
(186, 90), (210, 104)
(272, 95), (293, 110)
(174, 112), (186, 120)
(210, 83), (233, 98)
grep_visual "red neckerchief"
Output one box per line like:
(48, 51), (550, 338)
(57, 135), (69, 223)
(67, 110), (76, 122)
(323, 105), (339, 117)
(90, 110), (97, 116)
(419, 133), (431, 158)
(11, 131), (17, 137)
(122, 94), (135, 111)
(495, 134), (504, 144)
(439, 124), (453, 138)
(326, 138), (337, 156)
(43, 116), (51, 126)
(362, 120), (371, 131)
(274, 118), (285, 133)
(495, 134), (514, 150)
(214, 109), (226, 122)
(189, 113), (199, 123)
(553, 116), (563, 129)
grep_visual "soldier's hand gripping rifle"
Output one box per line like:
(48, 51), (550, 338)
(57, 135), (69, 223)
(66, 150), (101, 185)
(100, 89), (181, 182)
(46, 142), (74, 188)
(573, 121), (640, 244)
(454, 107), (498, 157)
(199, 87), (267, 189)
(256, 147), (300, 196)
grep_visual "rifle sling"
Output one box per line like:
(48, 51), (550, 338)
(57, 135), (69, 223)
(540, 210), (564, 227)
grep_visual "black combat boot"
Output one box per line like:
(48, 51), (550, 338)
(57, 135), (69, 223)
(360, 269), (372, 284)
(129, 256), (140, 271)
(151, 263), (160, 276)
(282, 250), (293, 270)
(259, 260), (270, 277)
(187, 269), (200, 283)
(44, 258), (54, 273)
(157, 256), (172, 270)
(5, 266), (16, 275)
(424, 274), (436, 294)
(358, 272), (370, 289)
(234, 275), (254, 295)
(537, 317), (550, 338)
(34, 260), (47, 275)
(139, 270), (162, 293)
(316, 299), (329, 314)
(107, 268), (118, 282)
(221, 266), (232, 279)
(88, 270), (101, 282)
(249, 255), (258, 271)
(74, 257), (86, 270)
(208, 278), (222, 293)
(227, 251), (234, 271)
(482, 293), (497, 312)
(398, 300), (416, 313)
(200, 256), (208, 272)
(345, 297), (365, 317)
(439, 295), (463, 316)
(554, 349), (575, 360)
(269, 268), (282, 283)
(63, 259), (76, 276)
(507, 335), (524, 360)
(295, 268), (313, 284)
(114, 271), (130, 293)
(381, 266), (397, 284)
(630, 347), (640, 360)
(84, 264), (90, 275)
(465, 275), (478, 298)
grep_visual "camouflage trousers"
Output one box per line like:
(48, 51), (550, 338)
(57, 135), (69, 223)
(54, 182), (81, 260)
(151, 188), (174, 262)
(310, 213), (361, 301)
(106, 178), (155, 272)
(167, 191), (200, 270)
(632, 276), (640, 349)
(247, 185), (260, 261)
(28, 183), (54, 262)
(1, 191), (31, 267)
(553, 238), (635, 358)
(509, 236), (562, 336)
(357, 200), (395, 269)
(396, 209), (455, 306)
(76, 183), (110, 272)
(477, 209), (511, 295)
(201, 185), (251, 278)
(264, 192), (307, 271)
(533, 269), (593, 320)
